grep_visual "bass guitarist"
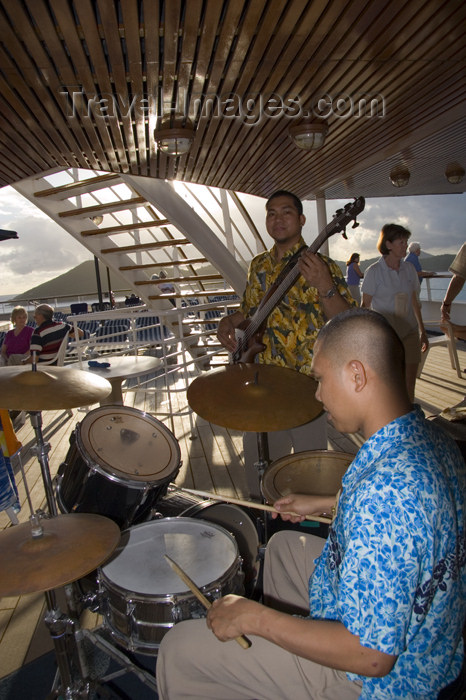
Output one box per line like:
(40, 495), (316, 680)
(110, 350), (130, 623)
(217, 190), (357, 498)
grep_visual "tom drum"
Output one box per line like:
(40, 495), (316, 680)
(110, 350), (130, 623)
(261, 449), (354, 502)
(55, 405), (181, 529)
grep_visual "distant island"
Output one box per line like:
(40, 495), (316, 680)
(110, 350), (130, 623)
(9, 253), (456, 302)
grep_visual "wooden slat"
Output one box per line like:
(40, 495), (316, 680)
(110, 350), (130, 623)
(101, 238), (189, 253)
(59, 196), (146, 218)
(81, 219), (170, 236)
(119, 257), (207, 270)
(34, 174), (121, 198)
(135, 274), (223, 285)
(148, 289), (237, 299)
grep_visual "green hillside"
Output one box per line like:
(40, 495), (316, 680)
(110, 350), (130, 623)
(11, 261), (131, 302)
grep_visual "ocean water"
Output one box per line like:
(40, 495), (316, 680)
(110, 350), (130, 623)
(1, 275), (465, 317)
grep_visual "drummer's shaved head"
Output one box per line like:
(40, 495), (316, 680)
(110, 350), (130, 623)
(315, 308), (406, 386)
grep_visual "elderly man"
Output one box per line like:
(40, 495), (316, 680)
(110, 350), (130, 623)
(157, 308), (465, 700)
(404, 241), (436, 284)
(26, 304), (76, 364)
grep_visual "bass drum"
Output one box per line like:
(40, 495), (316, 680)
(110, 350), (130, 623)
(56, 405), (181, 529)
(99, 518), (243, 653)
(154, 485), (261, 598)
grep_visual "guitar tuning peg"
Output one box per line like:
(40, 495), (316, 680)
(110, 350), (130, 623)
(352, 221), (360, 229)
(341, 228), (348, 240)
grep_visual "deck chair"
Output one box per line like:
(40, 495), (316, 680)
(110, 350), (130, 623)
(38, 330), (70, 366)
(417, 321), (462, 379)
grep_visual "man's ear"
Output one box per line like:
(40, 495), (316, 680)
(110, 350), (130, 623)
(347, 359), (367, 392)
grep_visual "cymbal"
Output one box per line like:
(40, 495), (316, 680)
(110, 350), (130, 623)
(0, 366), (112, 410)
(0, 513), (120, 596)
(187, 363), (323, 432)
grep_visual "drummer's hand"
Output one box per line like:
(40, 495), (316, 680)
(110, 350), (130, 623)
(273, 494), (335, 523)
(207, 594), (261, 641)
(217, 311), (244, 353)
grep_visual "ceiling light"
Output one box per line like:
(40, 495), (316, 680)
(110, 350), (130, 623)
(154, 114), (194, 156)
(288, 119), (328, 151)
(92, 215), (103, 225)
(445, 163), (465, 185)
(389, 165), (410, 187)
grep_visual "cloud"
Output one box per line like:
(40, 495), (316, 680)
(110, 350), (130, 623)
(325, 194), (465, 261)
(0, 187), (92, 294)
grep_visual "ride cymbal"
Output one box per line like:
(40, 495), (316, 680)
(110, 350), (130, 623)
(0, 513), (121, 596)
(0, 366), (112, 410)
(187, 363), (323, 432)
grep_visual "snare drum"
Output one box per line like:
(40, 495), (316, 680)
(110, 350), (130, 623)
(99, 518), (243, 652)
(261, 449), (354, 502)
(154, 485), (261, 597)
(55, 405), (181, 529)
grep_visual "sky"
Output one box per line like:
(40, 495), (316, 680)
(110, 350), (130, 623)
(0, 184), (464, 296)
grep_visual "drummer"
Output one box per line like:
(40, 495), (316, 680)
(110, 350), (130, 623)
(217, 190), (356, 498)
(157, 308), (466, 699)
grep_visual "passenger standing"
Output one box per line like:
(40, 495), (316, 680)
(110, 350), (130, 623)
(361, 224), (427, 402)
(345, 252), (364, 304)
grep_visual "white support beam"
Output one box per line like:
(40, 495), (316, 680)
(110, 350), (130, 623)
(122, 176), (246, 294)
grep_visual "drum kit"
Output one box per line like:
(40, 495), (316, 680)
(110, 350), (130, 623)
(0, 361), (352, 698)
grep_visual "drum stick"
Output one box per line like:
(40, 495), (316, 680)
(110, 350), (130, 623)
(178, 487), (333, 524)
(164, 554), (251, 650)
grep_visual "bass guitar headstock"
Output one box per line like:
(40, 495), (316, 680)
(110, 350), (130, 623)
(332, 196), (365, 240)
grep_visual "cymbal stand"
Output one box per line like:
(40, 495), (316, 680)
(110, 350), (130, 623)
(28, 410), (57, 516)
(254, 431), (270, 543)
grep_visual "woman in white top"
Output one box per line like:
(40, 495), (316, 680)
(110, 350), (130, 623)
(362, 223), (428, 401)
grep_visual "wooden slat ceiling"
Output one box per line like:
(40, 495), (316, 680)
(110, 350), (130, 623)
(0, 0), (464, 199)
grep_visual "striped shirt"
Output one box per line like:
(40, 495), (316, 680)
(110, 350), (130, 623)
(30, 321), (70, 363)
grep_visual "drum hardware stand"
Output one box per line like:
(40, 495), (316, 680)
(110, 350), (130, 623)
(28, 410), (58, 516)
(254, 431), (271, 544)
(80, 626), (158, 694)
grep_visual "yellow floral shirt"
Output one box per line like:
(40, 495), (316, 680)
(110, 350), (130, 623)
(240, 238), (356, 375)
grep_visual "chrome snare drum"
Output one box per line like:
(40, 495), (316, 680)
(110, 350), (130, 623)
(55, 405), (181, 529)
(98, 518), (243, 652)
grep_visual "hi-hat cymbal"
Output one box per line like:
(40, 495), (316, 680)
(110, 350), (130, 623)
(0, 366), (112, 410)
(187, 364), (323, 432)
(0, 513), (120, 596)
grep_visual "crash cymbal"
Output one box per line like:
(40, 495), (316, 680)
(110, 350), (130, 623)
(187, 364), (323, 432)
(0, 366), (112, 410)
(0, 513), (120, 596)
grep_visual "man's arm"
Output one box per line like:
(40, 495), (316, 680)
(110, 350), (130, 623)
(412, 292), (428, 352)
(207, 596), (396, 678)
(441, 274), (465, 321)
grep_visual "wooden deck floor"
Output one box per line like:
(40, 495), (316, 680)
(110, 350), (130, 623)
(0, 343), (465, 682)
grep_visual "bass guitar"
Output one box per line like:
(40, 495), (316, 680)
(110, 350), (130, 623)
(231, 196), (365, 364)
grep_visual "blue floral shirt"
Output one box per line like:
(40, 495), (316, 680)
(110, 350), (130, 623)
(310, 407), (466, 699)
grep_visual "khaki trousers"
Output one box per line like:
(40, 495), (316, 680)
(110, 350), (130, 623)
(156, 531), (362, 700)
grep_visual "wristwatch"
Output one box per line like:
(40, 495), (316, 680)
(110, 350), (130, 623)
(321, 285), (337, 299)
